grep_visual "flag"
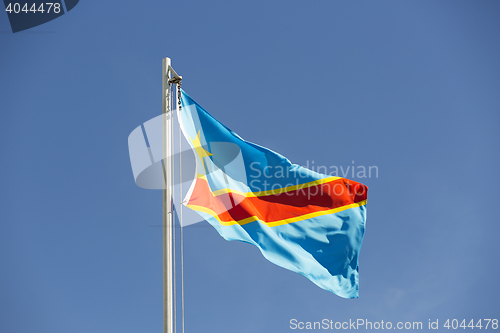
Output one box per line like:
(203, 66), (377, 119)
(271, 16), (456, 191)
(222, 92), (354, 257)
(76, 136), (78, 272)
(178, 89), (368, 298)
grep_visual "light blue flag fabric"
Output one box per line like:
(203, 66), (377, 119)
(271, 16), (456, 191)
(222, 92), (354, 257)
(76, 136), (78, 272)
(179, 89), (368, 298)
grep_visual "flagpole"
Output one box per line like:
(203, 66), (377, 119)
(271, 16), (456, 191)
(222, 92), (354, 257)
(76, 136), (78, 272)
(162, 57), (174, 333)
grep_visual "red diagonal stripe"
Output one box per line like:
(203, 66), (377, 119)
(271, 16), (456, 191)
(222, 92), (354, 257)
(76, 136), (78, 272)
(188, 178), (368, 224)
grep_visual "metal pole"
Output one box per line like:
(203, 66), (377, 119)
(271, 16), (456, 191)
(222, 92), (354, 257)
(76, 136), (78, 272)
(162, 57), (174, 333)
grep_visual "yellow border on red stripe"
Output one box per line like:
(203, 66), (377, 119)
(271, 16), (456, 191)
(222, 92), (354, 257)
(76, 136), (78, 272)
(186, 199), (367, 228)
(196, 173), (343, 198)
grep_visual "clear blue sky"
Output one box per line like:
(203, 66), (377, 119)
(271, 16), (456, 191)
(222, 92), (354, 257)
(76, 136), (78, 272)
(1, 1), (499, 332)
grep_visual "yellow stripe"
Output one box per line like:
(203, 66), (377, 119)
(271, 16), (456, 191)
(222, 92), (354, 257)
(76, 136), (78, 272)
(196, 174), (342, 198)
(196, 173), (207, 181)
(186, 199), (367, 228)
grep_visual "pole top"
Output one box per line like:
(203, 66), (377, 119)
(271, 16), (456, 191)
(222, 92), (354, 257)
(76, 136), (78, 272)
(163, 57), (181, 82)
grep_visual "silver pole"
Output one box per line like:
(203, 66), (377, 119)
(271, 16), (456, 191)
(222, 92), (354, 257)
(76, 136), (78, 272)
(162, 57), (174, 333)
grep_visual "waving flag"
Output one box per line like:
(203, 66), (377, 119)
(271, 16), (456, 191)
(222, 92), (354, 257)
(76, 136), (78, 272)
(178, 90), (368, 298)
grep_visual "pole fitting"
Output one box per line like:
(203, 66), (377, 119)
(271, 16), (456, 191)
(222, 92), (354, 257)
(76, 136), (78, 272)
(168, 76), (182, 84)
